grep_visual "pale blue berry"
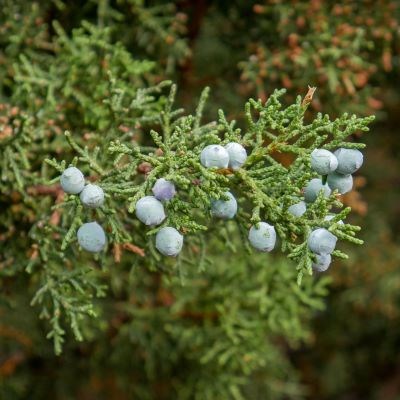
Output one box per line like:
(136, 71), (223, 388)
(135, 196), (166, 226)
(211, 191), (238, 219)
(311, 149), (338, 175)
(308, 228), (337, 255)
(152, 178), (176, 201)
(324, 214), (344, 225)
(288, 201), (306, 217)
(77, 222), (106, 253)
(312, 253), (332, 272)
(327, 172), (353, 194)
(155, 227), (183, 256)
(60, 166), (85, 194)
(79, 184), (104, 208)
(304, 178), (331, 203)
(334, 148), (363, 175)
(200, 145), (229, 168)
(225, 142), (247, 170)
(248, 222), (276, 252)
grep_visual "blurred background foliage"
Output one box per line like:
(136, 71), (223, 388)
(1, 0), (400, 399)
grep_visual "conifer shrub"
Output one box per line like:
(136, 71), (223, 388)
(2, 1), (397, 399)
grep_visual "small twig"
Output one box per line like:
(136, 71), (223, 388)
(27, 184), (62, 197)
(113, 243), (122, 263)
(301, 86), (317, 108)
(122, 243), (145, 257)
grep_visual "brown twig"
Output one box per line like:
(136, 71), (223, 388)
(302, 86), (317, 108)
(122, 243), (145, 257)
(27, 184), (62, 197)
(113, 243), (122, 263)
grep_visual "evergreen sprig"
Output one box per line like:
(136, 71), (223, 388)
(31, 81), (373, 352)
(0, 6), (376, 395)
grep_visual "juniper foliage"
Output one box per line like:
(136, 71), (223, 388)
(0, 1), (380, 399)
(11, 71), (373, 353)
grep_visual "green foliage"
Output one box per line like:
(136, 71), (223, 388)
(0, 2), (373, 356)
(0, 104), (33, 192)
(186, 0), (399, 117)
(13, 21), (156, 127)
(240, 1), (398, 113)
(2, 1), (398, 399)
(1, 248), (329, 399)
(26, 79), (370, 352)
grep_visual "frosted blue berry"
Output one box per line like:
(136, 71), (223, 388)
(155, 227), (183, 256)
(224, 142), (247, 170)
(77, 222), (106, 253)
(312, 253), (332, 272)
(287, 201), (306, 217)
(200, 144), (229, 168)
(248, 222), (276, 252)
(334, 148), (364, 175)
(152, 178), (176, 201)
(308, 228), (337, 255)
(211, 191), (238, 219)
(304, 178), (331, 203)
(79, 184), (104, 208)
(60, 167), (85, 194)
(327, 172), (353, 194)
(135, 196), (166, 226)
(311, 149), (338, 175)
(324, 214), (344, 225)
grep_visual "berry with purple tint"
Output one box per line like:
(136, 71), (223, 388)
(152, 178), (176, 201)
